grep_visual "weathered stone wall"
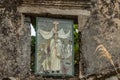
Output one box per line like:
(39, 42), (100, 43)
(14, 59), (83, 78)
(81, 0), (120, 80)
(1, 0), (120, 80)
(0, 0), (31, 79)
(0, 0), (90, 80)
(22, 0), (90, 9)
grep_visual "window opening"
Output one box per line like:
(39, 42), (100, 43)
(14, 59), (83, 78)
(26, 16), (80, 77)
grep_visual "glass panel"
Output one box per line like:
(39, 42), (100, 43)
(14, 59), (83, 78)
(35, 17), (74, 76)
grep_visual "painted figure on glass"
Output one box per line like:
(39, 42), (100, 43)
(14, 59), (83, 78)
(39, 21), (72, 74)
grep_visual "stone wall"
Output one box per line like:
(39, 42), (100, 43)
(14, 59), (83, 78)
(81, 0), (120, 80)
(22, 0), (90, 9)
(0, 0), (120, 80)
(0, 0), (31, 79)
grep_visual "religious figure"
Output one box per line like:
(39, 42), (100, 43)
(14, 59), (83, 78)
(39, 21), (71, 73)
(66, 40), (72, 59)
(50, 21), (62, 72)
(41, 44), (51, 71)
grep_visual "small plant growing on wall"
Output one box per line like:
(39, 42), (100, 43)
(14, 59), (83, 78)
(74, 24), (80, 76)
(94, 44), (120, 78)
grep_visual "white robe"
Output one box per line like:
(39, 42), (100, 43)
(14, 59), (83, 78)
(50, 38), (62, 71)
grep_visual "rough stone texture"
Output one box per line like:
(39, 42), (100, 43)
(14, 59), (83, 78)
(1, 0), (120, 80)
(78, 15), (89, 78)
(78, 15), (89, 31)
(18, 6), (90, 16)
(22, 0), (90, 9)
(106, 76), (118, 80)
(81, 0), (120, 79)
(0, 0), (91, 80)
(0, 0), (31, 79)
(17, 0), (90, 16)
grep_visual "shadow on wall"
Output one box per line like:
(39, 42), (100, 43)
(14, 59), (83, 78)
(2, 77), (17, 80)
